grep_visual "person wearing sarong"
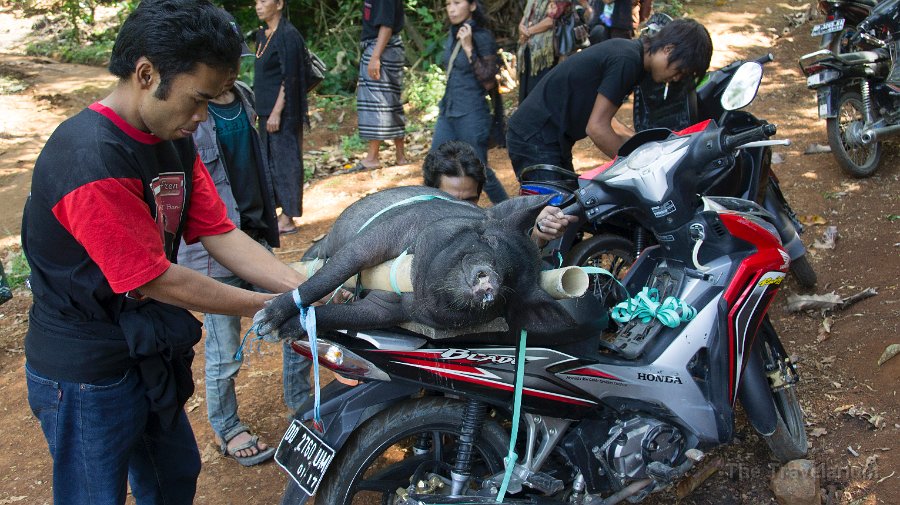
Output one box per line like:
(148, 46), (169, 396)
(517, 0), (562, 103)
(356, 0), (408, 170)
(254, 0), (308, 235)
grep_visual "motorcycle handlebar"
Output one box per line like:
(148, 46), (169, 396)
(562, 201), (584, 217)
(723, 124), (777, 152)
(754, 53), (775, 65)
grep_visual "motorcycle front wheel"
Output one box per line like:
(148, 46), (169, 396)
(755, 318), (809, 463)
(826, 91), (882, 177)
(563, 234), (636, 304)
(315, 397), (509, 505)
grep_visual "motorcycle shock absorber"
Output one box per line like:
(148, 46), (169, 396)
(634, 227), (647, 258)
(450, 399), (488, 495)
(862, 80), (876, 123)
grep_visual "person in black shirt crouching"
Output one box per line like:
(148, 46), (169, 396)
(506, 18), (712, 178)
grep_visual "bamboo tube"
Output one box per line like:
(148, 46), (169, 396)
(538, 265), (590, 299)
(291, 257), (588, 299)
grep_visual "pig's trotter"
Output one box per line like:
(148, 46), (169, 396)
(253, 288), (303, 336)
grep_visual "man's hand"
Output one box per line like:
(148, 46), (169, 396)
(533, 206), (579, 242)
(266, 111), (281, 133)
(367, 56), (382, 80)
(253, 289), (301, 337)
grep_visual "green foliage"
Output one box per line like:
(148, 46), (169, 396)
(657, 0), (687, 18)
(26, 35), (114, 66)
(404, 63), (445, 114)
(5, 252), (31, 289)
(340, 133), (367, 158)
(0, 75), (28, 95)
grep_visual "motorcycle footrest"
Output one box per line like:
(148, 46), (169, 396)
(523, 471), (565, 494)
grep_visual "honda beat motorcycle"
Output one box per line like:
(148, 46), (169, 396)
(801, 0), (900, 177)
(521, 59), (816, 289)
(274, 76), (807, 505)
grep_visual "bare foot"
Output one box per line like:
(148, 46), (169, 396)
(277, 214), (297, 234)
(395, 157), (411, 166)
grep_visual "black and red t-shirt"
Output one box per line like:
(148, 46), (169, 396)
(22, 102), (234, 383)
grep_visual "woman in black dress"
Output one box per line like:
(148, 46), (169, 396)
(254, 0), (308, 235)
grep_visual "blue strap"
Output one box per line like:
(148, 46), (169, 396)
(579, 266), (696, 328)
(356, 194), (469, 234)
(305, 306), (323, 431)
(611, 287), (697, 328)
(233, 324), (263, 361)
(496, 329), (527, 503)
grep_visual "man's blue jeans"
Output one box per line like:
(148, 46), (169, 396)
(25, 363), (200, 505)
(432, 109), (509, 204)
(205, 275), (311, 443)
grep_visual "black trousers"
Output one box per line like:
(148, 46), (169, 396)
(258, 117), (303, 218)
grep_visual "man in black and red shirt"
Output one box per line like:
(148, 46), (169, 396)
(21, 1), (305, 503)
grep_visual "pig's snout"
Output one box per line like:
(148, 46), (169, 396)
(470, 266), (499, 308)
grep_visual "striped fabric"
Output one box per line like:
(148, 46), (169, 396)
(357, 35), (406, 140)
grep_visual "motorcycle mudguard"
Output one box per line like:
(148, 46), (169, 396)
(817, 85), (838, 118)
(737, 341), (778, 436)
(761, 188), (807, 261)
(280, 379), (422, 505)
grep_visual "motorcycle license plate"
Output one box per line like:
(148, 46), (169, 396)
(817, 87), (833, 118)
(811, 18), (845, 36)
(274, 419), (336, 496)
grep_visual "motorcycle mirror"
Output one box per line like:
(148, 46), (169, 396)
(720, 62), (763, 111)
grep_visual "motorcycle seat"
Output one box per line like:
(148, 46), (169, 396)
(398, 294), (610, 347)
(844, 0), (877, 7)
(834, 50), (885, 65)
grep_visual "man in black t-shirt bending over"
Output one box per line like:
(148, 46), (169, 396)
(507, 18), (712, 177)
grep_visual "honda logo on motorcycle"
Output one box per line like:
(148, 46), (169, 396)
(637, 372), (683, 384)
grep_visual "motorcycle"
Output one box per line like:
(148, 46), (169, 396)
(274, 70), (807, 504)
(521, 58), (816, 290)
(800, 0), (900, 177)
(811, 0), (879, 54)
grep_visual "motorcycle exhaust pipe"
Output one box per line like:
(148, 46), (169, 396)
(861, 123), (900, 144)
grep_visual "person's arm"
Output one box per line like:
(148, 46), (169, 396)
(138, 264), (275, 317)
(200, 228), (305, 293)
(585, 92), (634, 158)
(266, 84), (286, 133)
(578, 0), (595, 24)
(638, 0), (652, 24)
(367, 25), (394, 80)
(523, 14), (556, 39)
(461, 27), (499, 92)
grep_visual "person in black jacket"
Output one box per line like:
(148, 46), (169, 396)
(254, 0), (309, 235)
(430, 0), (508, 204)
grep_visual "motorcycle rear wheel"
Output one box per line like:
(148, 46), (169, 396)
(755, 319), (809, 463)
(315, 397), (509, 505)
(563, 234), (636, 303)
(826, 91), (882, 177)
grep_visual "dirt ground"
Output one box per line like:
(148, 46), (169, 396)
(0, 1), (898, 503)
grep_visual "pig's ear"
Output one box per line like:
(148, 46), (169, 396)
(507, 287), (577, 334)
(487, 195), (554, 233)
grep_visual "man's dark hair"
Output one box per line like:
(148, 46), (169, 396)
(108, 0), (242, 99)
(644, 18), (713, 81)
(423, 141), (486, 193)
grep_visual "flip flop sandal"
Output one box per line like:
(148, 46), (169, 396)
(345, 161), (381, 173)
(279, 226), (299, 235)
(221, 432), (276, 467)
